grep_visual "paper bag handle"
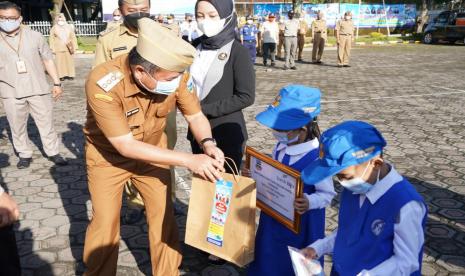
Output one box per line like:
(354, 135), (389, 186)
(224, 157), (240, 184)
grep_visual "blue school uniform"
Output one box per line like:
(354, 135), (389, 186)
(248, 144), (325, 276)
(330, 178), (427, 276)
(241, 24), (258, 63)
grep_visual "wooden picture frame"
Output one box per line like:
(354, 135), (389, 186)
(245, 146), (303, 234)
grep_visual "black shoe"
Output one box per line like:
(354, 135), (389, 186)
(317, 61), (323, 64)
(343, 65), (351, 67)
(48, 154), (68, 166)
(17, 158), (32, 169)
(297, 58), (303, 62)
(123, 208), (144, 224)
(207, 255), (227, 266)
(263, 62), (268, 67)
(338, 65), (344, 68)
(291, 66), (297, 70)
(59, 77), (65, 82)
(271, 62), (276, 67)
(283, 67), (289, 70)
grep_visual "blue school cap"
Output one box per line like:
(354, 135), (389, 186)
(301, 121), (387, 184)
(256, 85), (321, 131)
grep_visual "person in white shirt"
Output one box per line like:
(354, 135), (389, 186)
(180, 13), (202, 43)
(301, 121), (427, 276)
(260, 13), (279, 67)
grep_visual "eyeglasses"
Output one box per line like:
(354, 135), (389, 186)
(0, 17), (20, 22)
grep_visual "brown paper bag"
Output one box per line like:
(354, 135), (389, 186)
(185, 168), (256, 267)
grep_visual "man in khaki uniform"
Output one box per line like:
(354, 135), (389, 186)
(277, 17), (285, 59)
(297, 16), (308, 61)
(93, 0), (150, 67)
(0, 1), (67, 169)
(105, 8), (122, 31)
(166, 14), (181, 37)
(83, 18), (225, 276)
(335, 11), (355, 67)
(311, 11), (327, 64)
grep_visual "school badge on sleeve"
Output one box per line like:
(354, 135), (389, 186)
(371, 219), (385, 236)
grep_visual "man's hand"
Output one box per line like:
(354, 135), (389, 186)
(203, 143), (225, 169)
(0, 192), (20, 228)
(52, 86), (63, 101)
(241, 166), (251, 177)
(301, 247), (318, 260)
(186, 154), (224, 182)
(294, 196), (310, 214)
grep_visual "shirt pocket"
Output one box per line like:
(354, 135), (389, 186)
(127, 111), (145, 141)
(155, 95), (176, 118)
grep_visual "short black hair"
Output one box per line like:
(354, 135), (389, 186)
(128, 47), (159, 74)
(0, 1), (21, 14)
(118, 0), (151, 8)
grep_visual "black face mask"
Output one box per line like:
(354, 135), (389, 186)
(124, 12), (150, 29)
(288, 15), (294, 19)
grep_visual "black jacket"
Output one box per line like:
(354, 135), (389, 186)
(188, 40), (255, 146)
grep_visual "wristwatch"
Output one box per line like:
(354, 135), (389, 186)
(53, 83), (62, 87)
(200, 137), (217, 149)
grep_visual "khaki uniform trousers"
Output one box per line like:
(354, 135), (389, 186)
(125, 110), (178, 207)
(312, 33), (326, 62)
(277, 33), (284, 58)
(297, 34), (305, 60)
(83, 145), (181, 276)
(1, 94), (60, 158)
(337, 35), (352, 66)
(284, 36), (298, 68)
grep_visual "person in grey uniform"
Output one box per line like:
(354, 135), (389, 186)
(283, 10), (299, 70)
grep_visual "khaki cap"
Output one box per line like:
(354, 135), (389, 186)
(122, 0), (148, 5)
(136, 18), (195, 72)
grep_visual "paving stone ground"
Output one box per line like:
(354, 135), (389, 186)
(0, 44), (464, 276)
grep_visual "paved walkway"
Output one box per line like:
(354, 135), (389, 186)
(0, 44), (464, 275)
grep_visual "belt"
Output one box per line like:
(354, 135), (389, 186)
(340, 34), (352, 36)
(315, 31), (322, 33)
(244, 39), (256, 42)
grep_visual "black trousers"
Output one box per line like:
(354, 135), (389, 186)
(190, 140), (246, 175)
(0, 225), (21, 276)
(262, 42), (277, 64)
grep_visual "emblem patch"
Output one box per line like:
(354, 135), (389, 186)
(271, 95), (281, 108)
(186, 75), (195, 93)
(97, 71), (124, 93)
(218, 52), (228, 60)
(352, 146), (375, 159)
(371, 219), (385, 236)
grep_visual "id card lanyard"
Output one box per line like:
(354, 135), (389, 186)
(0, 27), (27, 74)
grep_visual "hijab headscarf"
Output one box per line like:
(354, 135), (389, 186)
(54, 13), (71, 44)
(195, 0), (238, 50)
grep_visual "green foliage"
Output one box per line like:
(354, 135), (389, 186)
(369, 32), (386, 39)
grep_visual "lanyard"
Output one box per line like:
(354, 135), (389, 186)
(0, 27), (23, 57)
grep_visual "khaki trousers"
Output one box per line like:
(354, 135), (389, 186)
(337, 35), (352, 66)
(1, 94), (60, 158)
(284, 36), (298, 68)
(125, 110), (178, 207)
(83, 145), (181, 276)
(277, 34), (284, 58)
(312, 33), (326, 62)
(297, 34), (305, 60)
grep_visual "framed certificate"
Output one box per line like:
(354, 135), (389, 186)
(245, 146), (303, 234)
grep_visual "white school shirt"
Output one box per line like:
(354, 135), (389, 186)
(273, 138), (336, 210)
(308, 165), (426, 276)
(260, 21), (279, 43)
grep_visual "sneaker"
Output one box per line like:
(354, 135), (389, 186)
(48, 154), (68, 166)
(17, 158), (32, 169)
(290, 66), (297, 70)
(271, 62), (276, 67)
(124, 207), (145, 224)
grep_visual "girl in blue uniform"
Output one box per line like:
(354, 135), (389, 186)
(247, 85), (335, 276)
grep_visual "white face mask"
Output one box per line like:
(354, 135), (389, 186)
(138, 72), (181, 95)
(167, 19), (174, 24)
(113, 16), (121, 21)
(279, 19), (284, 23)
(0, 19), (21, 33)
(272, 130), (299, 144)
(345, 16), (352, 20)
(247, 20), (253, 25)
(197, 13), (232, 37)
(57, 20), (66, 26)
(336, 163), (379, 194)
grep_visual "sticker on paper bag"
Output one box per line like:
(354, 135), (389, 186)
(206, 179), (233, 247)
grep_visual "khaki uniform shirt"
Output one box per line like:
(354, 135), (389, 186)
(94, 24), (138, 67)
(84, 54), (200, 156)
(105, 20), (122, 31)
(278, 22), (285, 36)
(166, 23), (181, 37)
(335, 19), (355, 35)
(312, 19), (328, 39)
(284, 19), (299, 37)
(0, 26), (53, 99)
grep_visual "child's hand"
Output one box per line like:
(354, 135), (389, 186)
(241, 166), (251, 177)
(301, 247), (318, 260)
(294, 196), (309, 214)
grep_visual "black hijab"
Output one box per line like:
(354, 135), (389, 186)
(195, 0), (238, 50)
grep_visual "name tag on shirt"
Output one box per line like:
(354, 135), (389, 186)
(16, 60), (27, 74)
(113, 46), (127, 52)
(126, 108), (139, 117)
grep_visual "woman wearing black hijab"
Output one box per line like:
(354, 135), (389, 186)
(189, 0), (255, 177)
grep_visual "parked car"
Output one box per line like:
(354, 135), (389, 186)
(423, 9), (465, 44)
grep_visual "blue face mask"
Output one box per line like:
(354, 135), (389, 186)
(138, 72), (181, 96)
(272, 130), (299, 144)
(0, 19), (21, 33)
(336, 163), (379, 194)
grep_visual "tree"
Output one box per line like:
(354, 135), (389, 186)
(293, 0), (303, 15)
